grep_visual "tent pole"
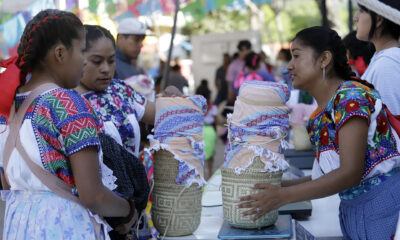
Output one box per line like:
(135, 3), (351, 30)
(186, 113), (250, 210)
(161, 0), (180, 91)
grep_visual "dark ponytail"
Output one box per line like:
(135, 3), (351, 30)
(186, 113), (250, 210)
(293, 26), (356, 80)
(244, 51), (260, 70)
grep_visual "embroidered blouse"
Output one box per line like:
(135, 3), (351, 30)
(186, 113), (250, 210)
(307, 81), (400, 198)
(82, 79), (147, 157)
(0, 88), (103, 193)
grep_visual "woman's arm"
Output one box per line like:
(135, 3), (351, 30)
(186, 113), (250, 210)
(239, 117), (368, 221)
(141, 85), (184, 125)
(69, 146), (130, 217)
(141, 101), (155, 125)
(281, 176), (312, 187)
(1, 169), (10, 190)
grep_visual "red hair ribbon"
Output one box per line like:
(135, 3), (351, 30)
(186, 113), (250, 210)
(0, 56), (23, 120)
(252, 54), (259, 68)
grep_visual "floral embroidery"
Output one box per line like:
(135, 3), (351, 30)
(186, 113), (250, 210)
(345, 100), (360, 112)
(377, 114), (389, 135)
(307, 81), (400, 179)
(83, 79), (146, 153)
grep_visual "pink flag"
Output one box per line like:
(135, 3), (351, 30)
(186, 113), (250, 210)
(161, 0), (176, 14)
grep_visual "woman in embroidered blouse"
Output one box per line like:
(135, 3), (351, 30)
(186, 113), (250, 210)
(354, 0), (400, 115)
(75, 24), (157, 240)
(0, 10), (137, 240)
(238, 26), (400, 239)
(75, 25), (155, 159)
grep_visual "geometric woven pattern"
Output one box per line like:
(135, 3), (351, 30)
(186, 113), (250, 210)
(152, 150), (202, 236)
(221, 157), (282, 229)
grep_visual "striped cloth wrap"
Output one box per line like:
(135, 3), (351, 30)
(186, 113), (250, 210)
(225, 80), (291, 174)
(146, 96), (207, 187)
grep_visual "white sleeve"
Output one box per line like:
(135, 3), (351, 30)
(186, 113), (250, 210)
(311, 158), (324, 180)
(131, 89), (147, 121)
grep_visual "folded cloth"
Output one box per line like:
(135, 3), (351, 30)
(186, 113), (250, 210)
(125, 74), (155, 102)
(147, 96), (207, 187)
(225, 81), (290, 174)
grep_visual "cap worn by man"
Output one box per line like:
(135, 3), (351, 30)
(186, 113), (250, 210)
(117, 18), (147, 35)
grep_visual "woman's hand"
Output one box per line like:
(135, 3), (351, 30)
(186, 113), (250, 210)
(115, 208), (139, 234)
(162, 85), (183, 97)
(237, 183), (286, 222)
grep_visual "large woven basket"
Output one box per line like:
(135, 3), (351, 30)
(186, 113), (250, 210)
(221, 157), (283, 229)
(152, 150), (202, 237)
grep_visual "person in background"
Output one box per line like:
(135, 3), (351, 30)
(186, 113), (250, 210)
(214, 53), (230, 106)
(0, 10), (136, 239)
(131, 58), (146, 75)
(164, 64), (188, 93)
(273, 48), (291, 80)
(226, 40), (267, 103)
(354, 0), (400, 115)
(238, 26), (400, 239)
(196, 79), (218, 180)
(343, 30), (375, 77)
(232, 51), (275, 95)
(259, 50), (274, 73)
(115, 17), (146, 80)
(76, 25), (156, 240)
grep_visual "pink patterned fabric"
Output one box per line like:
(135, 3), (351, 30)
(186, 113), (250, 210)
(225, 81), (290, 173)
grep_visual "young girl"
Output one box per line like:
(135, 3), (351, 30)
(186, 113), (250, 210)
(233, 51), (275, 94)
(0, 10), (136, 239)
(238, 26), (400, 239)
(75, 24), (156, 240)
(354, 0), (400, 115)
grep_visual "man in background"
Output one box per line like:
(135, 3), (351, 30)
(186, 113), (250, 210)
(115, 17), (146, 79)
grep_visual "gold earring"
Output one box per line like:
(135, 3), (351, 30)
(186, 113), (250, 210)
(322, 66), (326, 81)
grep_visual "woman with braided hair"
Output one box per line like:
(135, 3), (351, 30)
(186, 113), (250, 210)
(238, 26), (400, 239)
(0, 10), (137, 239)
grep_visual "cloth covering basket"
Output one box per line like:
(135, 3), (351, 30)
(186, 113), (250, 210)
(152, 150), (202, 236)
(221, 157), (283, 229)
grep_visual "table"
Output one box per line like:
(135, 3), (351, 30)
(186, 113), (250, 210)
(167, 169), (343, 240)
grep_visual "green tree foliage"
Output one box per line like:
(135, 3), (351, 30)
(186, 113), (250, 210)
(262, 0), (321, 42)
(183, 0), (323, 43)
(182, 8), (250, 35)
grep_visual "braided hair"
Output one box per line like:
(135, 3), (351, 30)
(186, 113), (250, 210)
(16, 9), (83, 82)
(293, 26), (356, 81)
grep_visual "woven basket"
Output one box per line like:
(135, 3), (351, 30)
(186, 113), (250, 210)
(221, 157), (283, 229)
(152, 150), (202, 237)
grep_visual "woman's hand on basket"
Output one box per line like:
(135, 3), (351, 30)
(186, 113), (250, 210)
(161, 85), (184, 97)
(237, 183), (286, 222)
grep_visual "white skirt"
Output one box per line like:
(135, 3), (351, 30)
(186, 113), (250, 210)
(3, 190), (108, 240)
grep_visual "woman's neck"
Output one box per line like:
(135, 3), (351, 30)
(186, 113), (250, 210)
(18, 70), (58, 93)
(75, 83), (91, 94)
(372, 35), (400, 53)
(308, 77), (344, 111)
